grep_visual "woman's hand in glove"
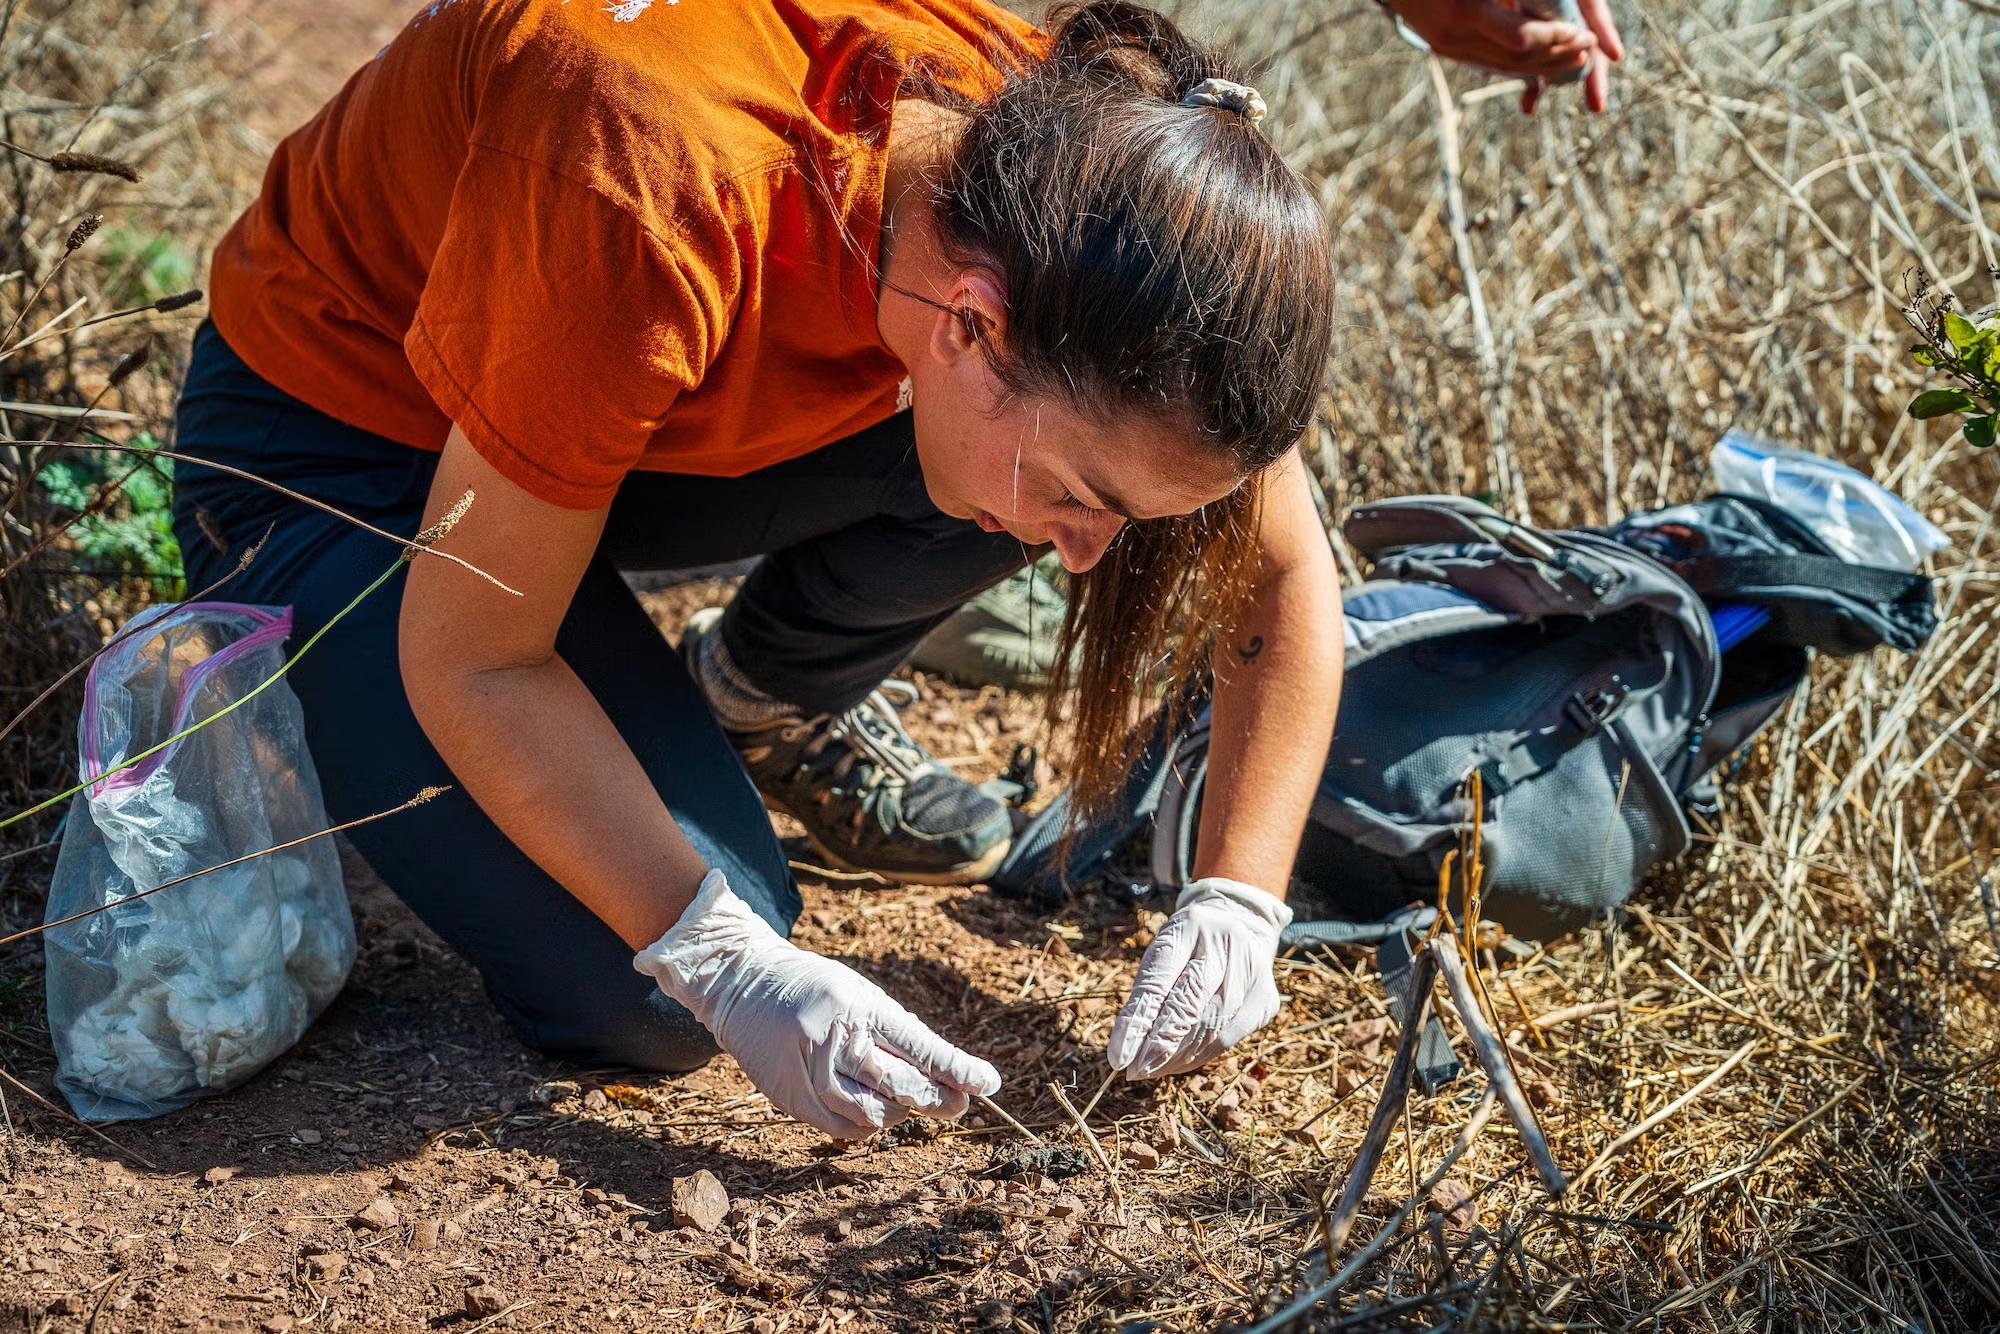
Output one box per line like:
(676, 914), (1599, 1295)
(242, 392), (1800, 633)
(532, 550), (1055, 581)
(634, 869), (1000, 1140)
(1107, 879), (1293, 1080)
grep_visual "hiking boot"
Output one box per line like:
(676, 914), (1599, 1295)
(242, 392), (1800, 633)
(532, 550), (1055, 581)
(911, 559), (1069, 690)
(680, 608), (1013, 885)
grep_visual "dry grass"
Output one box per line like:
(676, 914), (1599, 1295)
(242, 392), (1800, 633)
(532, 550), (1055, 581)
(1038, 0), (2000, 1326)
(0, 0), (236, 869)
(0, 0), (1996, 1330)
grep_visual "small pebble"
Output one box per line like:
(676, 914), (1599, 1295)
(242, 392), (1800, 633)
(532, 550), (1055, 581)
(1430, 1179), (1477, 1231)
(1122, 1141), (1160, 1170)
(671, 1170), (729, 1233)
(464, 1284), (510, 1318)
(352, 1197), (399, 1231)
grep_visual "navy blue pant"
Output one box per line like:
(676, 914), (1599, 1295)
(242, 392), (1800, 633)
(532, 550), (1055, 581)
(171, 323), (1027, 1070)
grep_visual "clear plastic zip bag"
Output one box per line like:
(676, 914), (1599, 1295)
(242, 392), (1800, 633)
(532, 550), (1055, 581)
(44, 602), (355, 1121)
(1710, 430), (1950, 572)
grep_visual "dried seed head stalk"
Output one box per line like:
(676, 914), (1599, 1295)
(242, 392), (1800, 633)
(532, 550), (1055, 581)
(407, 489), (476, 558)
(65, 214), (104, 252)
(152, 289), (203, 313)
(107, 341), (151, 386)
(47, 151), (141, 183)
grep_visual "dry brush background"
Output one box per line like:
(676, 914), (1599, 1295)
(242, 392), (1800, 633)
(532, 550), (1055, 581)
(0, 0), (1995, 1329)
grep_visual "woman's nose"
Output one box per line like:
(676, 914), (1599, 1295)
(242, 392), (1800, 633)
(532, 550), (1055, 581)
(1048, 514), (1125, 574)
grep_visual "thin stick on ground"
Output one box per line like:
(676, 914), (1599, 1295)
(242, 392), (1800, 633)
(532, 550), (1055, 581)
(0, 1066), (159, 1173)
(1076, 1066), (1118, 1123)
(1569, 1039), (1761, 1192)
(975, 1093), (1043, 1146)
(1048, 1079), (1120, 1195)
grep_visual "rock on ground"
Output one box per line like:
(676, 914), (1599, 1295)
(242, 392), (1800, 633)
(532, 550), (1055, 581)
(671, 1169), (730, 1232)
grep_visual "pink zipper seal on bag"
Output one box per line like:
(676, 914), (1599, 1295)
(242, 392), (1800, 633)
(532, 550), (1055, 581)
(80, 604), (293, 799)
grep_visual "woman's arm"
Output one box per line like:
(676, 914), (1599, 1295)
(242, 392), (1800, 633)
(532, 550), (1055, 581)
(1106, 451), (1344, 1080)
(403, 429), (1000, 1136)
(1192, 449), (1345, 894)
(400, 429), (712, 950)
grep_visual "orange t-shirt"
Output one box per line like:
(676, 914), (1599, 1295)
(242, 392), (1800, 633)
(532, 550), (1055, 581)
(209, 0), (1037, 510)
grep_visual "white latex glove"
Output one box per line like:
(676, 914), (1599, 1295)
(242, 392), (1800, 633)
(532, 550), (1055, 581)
(634, 869), (1001, 1140)
(1107, 878), (1293, 1080)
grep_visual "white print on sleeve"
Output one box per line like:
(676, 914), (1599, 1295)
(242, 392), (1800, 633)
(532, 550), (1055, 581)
(603, 0), (674, 18)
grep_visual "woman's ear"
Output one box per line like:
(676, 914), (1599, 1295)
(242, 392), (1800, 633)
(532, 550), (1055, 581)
(929, 269), (1007, 368)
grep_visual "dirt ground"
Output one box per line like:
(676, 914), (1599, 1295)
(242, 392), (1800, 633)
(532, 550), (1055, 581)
(0, 580), (1248, 1334)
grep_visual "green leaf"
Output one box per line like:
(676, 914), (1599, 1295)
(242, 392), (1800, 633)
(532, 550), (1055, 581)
(1909, 388), (1977, 418)
(1945, 309), (1986, 353)
(1909, 344), (1941, 367)
(1966, 414), (1998, 448)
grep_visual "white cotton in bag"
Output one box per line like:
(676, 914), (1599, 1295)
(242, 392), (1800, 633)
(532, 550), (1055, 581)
(43, 602), (356, 1121)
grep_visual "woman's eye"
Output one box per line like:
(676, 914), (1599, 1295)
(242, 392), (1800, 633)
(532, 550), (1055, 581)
(1058, 489), (1097, 514)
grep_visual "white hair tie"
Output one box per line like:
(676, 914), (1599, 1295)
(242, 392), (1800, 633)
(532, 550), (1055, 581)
(1180, 77), (1268, 125)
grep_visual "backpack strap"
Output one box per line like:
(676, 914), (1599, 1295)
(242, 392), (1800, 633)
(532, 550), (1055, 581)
(1682, 552), (1927, 606)
(1609, 494), (1939, 656)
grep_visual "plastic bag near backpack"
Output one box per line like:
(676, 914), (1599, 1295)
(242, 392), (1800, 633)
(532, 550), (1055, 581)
(992, 493), (1938, 943)
(44, 603), (355, 1121)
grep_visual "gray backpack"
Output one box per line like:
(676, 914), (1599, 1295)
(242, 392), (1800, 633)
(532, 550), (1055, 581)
(993, 493), (1928, 941)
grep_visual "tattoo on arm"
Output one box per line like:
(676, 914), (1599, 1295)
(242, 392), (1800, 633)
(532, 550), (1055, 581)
(1235, 635), (1265, 665)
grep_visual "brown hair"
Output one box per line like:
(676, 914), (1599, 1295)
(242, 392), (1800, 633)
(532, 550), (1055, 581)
(925, 3), (1336, 819)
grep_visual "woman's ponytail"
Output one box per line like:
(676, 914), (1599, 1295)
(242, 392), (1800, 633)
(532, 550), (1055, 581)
(929, 3), (1337, 821)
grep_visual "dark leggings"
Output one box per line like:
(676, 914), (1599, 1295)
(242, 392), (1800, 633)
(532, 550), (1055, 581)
(170, 323), (1030, 1071)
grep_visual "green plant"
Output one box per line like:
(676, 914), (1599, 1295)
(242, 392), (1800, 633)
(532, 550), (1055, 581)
(1903, 268), (2000, 449)
(96, 226), (197, 308)
(36, 434), (182, 583)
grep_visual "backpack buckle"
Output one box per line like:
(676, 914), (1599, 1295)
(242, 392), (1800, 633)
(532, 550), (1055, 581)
(1564, 675), (1631, 734)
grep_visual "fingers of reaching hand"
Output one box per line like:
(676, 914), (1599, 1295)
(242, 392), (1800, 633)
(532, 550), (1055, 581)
(1437, 2), (1593, 61)
(1573, 0), (1625, 60)
(1109, 918), (1236, 1080)
(1106, 911), (1199, 1075)
(872, 1006), (1002, 1103)
(800, 1034), (904, 1141)
(814, 1009), (997, 1137)
(1583, 53), (1610, 112)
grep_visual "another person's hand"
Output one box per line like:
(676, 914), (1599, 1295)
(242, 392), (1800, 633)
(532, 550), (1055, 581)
(1384, 0), (1626, 114)
(1107, 879), (1293, 1080)
(636, 869), (1001, 1139)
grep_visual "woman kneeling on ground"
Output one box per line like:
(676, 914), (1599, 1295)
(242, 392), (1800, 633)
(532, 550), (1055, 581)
(175, 0), (1612, 1138)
